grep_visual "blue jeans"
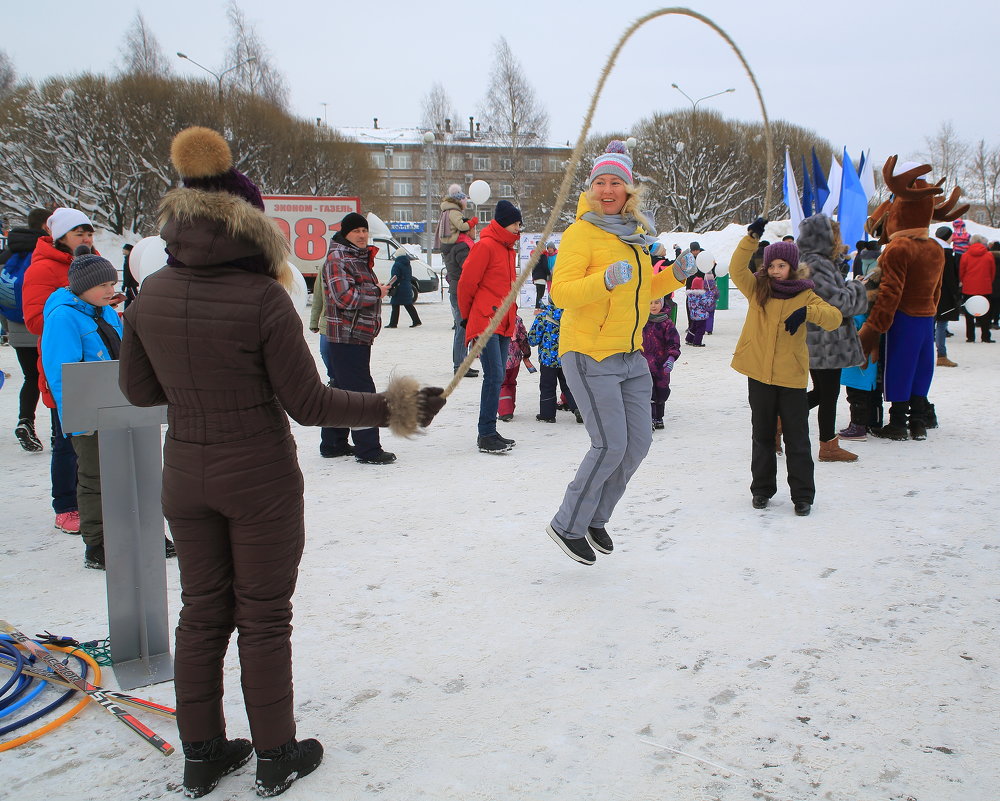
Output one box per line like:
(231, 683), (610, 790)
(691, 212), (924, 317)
(449, 284), (468, 371)
(934, 319), (949, 357)
(50, 407), (78, 514)
(477, 334), (509, 437)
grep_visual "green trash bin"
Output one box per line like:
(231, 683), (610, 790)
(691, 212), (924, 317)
(716, 274), (730, 310)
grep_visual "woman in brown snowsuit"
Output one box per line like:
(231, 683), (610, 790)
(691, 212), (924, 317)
(119, 127), (444, 799)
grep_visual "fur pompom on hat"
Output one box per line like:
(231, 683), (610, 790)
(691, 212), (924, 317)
(170, 126), (265, 211)
(589, 140), (634, 186)
(446, 183), (467, 201)
(763, 241), (799, 271)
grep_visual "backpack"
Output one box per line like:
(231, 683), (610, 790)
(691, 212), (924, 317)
(0, 251), (31, 323)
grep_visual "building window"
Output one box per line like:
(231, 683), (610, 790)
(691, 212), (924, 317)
(472, 156), (490, 171)
(499, 157), (513, 171)
(479, 208), (492, 223)
(394, 181), (413, 197)
(522, 184), (533, 197)
(548, 157), (563, 172)
(500, 184), (514, 198)
(394, 153), (413, 170)
(449, 155), (465, 170)
(526, 158), (541, 172)
(394, 209), (413, 222)
(372, 153), (386, 169)
(420, 154), (433, 169)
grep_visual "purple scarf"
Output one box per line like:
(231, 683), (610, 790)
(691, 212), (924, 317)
(767, 277), (814, 299)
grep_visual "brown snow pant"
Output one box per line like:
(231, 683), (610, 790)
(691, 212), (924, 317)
(162, 429), (305, 751)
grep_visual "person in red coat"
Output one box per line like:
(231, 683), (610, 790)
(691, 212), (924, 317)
(22, 208), (104, 535)
(958, 234), (996, 342)
(458, 200), (522, 453)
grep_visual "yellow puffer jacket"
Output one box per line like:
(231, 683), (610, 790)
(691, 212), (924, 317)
(551, 194), (683, 361)
(729, 234), (842, 389)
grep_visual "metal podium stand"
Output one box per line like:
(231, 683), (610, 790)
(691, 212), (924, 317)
(62, 360), (172, 690)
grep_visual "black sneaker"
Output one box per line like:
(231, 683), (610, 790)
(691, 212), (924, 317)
(498, 414), (513, 422)
(356, 451), (397, 465)
(320, 443), (355, 458)
(165, 538), (177, 558)
(458, 368), (480, 378)
(573, 409), (584, 424)
(652, 419), (664, 430)
(793, 501), (811, 517)
(84, 544), (106, 570)
(255, 738), (324, 798)
(586, 526), (614, 554)
(496, 431), (516, 446)
(182, 736), (254, 799)
(536, 415), (556, 423)
(752, 495), (769, 509)
(478, 434), (513, 454)
(546, 524), (596, 565)
(14, 419), (44, 453)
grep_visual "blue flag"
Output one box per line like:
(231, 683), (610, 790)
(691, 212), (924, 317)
(838, 148), (868, 248)
(812, 148), (829, 212)
(801, 155), (814, 217)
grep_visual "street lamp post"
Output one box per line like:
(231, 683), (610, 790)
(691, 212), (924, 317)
(176, 52), (258, 107)
(422, 131), (435, 265)
(670, 83), (735, 113)
(384, 145), (394, 225)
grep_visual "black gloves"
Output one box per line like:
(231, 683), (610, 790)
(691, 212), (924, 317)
(747, 217), (768, 239)
(784, 307), (807, 335)
(417, 387), (446, 427)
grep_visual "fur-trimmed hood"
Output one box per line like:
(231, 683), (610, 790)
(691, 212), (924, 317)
(158, 187), (293, 288)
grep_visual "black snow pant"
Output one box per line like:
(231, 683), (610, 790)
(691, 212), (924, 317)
(748, 378), (815, 504)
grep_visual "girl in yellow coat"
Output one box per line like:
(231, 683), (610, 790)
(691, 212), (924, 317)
(546, 141), (690, 565)
(731, 219), (842, 516)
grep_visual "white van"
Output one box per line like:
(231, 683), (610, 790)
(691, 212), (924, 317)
(366, 213), (439, 298)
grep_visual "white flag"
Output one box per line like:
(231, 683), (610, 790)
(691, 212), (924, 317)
(783, 148), (804, 237)
(822, 155), (842, 217)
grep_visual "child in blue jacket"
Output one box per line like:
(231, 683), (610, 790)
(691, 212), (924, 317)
(527, 303), (582, 423)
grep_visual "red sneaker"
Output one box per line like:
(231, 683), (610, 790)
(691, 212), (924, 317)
(55, 511), (80, 534)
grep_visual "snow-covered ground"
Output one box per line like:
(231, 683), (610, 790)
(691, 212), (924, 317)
(2, 265), (999, 801)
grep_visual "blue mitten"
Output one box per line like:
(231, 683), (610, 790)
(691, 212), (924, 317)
(604, 260), (633, 289)
(672, 252), (697, 282)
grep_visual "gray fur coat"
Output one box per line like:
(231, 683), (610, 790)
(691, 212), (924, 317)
(798, 214), (869, 369)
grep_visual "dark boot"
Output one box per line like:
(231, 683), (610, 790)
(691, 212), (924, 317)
(908, 396), (929, 441)
(873, 402), (909, 441)
(255, 738), (324, 797)
(182, 735), (254, 798)
(925, 401), (938, 429)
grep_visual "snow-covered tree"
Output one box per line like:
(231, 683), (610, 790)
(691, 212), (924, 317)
(0, 50), (15, 99)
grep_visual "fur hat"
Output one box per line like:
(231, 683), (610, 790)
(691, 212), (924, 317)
(494, 200), (522, 227)
(446, 183), (467, 201)
(589, 140), (634, 186)
(339, 212), (369, 237)
(170, 127), (264, 211)
(48, 208), (94, 242)
(68, 246), (117, 295)
(763, 241), (799, 271)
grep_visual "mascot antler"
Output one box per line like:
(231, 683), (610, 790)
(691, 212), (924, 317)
(882, 155), (943, 200)
(932, 186), (970, 222)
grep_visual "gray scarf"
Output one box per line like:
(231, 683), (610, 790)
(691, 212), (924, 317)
(581, 211), (658, 250)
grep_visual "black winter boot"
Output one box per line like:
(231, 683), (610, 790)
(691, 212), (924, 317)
(925, 401), (939, 429)
(255, 738), (324, 797)
(908, 396), (929, 441)
(873, 402), (909, 441)
(182, 735), (254, 798)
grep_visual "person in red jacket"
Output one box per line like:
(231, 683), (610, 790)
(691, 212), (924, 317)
(959, 234), (996, 342)
(458, 200), (522, 453)
(22, 208), (99, 535)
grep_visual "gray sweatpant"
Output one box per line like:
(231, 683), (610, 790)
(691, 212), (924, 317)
(551, 351), (653, 539)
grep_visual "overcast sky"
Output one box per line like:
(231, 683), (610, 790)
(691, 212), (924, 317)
(4, 0), (998, 176)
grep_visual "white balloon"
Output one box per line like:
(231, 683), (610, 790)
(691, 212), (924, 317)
(713, 260), (730, 277)
(131, 235), (168, 287)
(696, 250), (716, 274)
(286, 262), (307, 311)
(468, 179), (491, 205)
(965, 294), (990, 317)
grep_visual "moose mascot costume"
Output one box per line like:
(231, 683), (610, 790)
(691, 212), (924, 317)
(859, 156), (968, 441)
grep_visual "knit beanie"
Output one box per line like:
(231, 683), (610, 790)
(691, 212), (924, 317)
(48, 208), (94, 242)
(339, 212), (369, 237)
(589, 140), (634, 186)
(494, 200), (522, 227)
(170, 127), (264, 210)
(69, 246), (118, 295)
(935, 226), (952, 241)
(763, 241), (799, 271)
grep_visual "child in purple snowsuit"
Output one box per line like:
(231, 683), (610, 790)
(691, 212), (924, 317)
(685, 276), (718, 346)
(704, 273), (718, 334)
(643, 297), (681, 428)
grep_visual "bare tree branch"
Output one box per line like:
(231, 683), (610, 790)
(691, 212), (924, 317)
(118, 12), (171, 77)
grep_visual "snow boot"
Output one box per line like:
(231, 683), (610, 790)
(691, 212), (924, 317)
(925, 402), (938, 429)
(254, 738), (324, 797)
(873, 402), (909, 441)
(908, 396), (930, 441)
(819, 436), (858, 462)
(182, 735), (254, 799)
(15, 419), (44, 452)
(837, 422), (868, 441)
